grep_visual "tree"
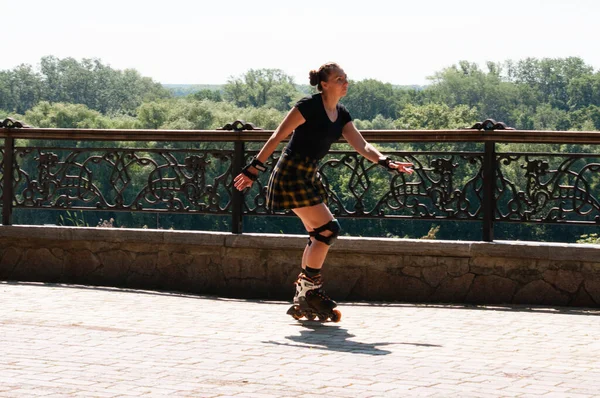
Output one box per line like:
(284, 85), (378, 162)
(137, 101), (170, 129)
(0, 56), (171, 116)
(192, 89), (223, 102)
(0, 64), (43, 113)
(22, 101), (109, 128)
(426, 61), (521, 125)
(341, 79), (403, 120)
(223, 69), (302, 111)
(395, 103), (478, 130)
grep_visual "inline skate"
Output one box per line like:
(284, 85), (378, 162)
(287, 272), (341, 322)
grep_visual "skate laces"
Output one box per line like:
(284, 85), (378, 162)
(307, 285), (331, 301)
(299, 273), (323, 285)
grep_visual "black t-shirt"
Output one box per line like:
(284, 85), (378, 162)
(286, 93), (353, 160)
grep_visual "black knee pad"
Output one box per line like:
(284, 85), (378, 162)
(309, 219), (341, 246)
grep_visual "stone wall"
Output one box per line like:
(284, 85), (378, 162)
(1, 225), (600, 307)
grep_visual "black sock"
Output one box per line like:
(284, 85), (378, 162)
(304, 266), (321, 278)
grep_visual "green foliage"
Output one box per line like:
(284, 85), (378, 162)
(421, 225), (440, 240)
(342, 79), (403, 120)
(577, 234), (600, 244)
(137, 101), (170, 129)
(58, 210), (89, 227)
(23, 101), (110, 128)
(0, 56), (171, 115)
(163, 84), (222, 97)
(192, 89), (223, 102)
(223, 69), (303, 111)
(396, 103), (478, 129)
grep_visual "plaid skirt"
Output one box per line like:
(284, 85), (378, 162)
(266, 150), (328, 211)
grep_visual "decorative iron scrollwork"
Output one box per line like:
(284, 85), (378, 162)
(0, 118), (30, 128)
(497, 153), (600, 224)
(218, 120), (262, 131)
(13, 147), (234, 213)
(5, 142), (599, 226)
(468, 119), (514, 131)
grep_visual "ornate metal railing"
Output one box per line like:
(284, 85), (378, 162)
(1, 124), (599, 241)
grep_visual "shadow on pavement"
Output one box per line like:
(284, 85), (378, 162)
(263, 323), (441, 355)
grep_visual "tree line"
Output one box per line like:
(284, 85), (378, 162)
(2, 56), (600, 131)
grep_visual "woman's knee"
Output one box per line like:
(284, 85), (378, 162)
(308, 219), (341, 246)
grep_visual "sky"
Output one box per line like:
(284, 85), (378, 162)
(2, 0), (599, 86)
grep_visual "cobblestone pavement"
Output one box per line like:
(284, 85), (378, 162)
(1, 281), (599, 397)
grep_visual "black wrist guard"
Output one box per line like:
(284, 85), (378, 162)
(378, 156), (400, 174)
(378, 156), (394, 170)
(249, 157), (267, 172)
(241, 157), (266, 181)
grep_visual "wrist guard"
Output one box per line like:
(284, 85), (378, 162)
(378, 156), (394, 170)
(241, 157), (266, 181)
(378, 156), (400, 174)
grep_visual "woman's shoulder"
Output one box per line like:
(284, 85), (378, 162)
(295, 93), (321, 107)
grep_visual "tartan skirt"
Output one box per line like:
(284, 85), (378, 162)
(266, 150), (328, 211)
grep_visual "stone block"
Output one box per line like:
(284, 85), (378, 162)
(470, 241), (550, 259)
(570, 287), (597, 307)
(404, 255), (438, 268)
(226, 233), (304, 250)
(505, 266), (543, 285)
(547, 261), (582, 272)
(322, 267), (362, 300)
(422, 265), (448, 287)
(431, 274), (475, 303)
(0, 246), (21, 278)
(469, 256), (509, 276)
(581, 262), (600, 276)
(466, 275), (517, 304)
(187, 256), (225, 294)
(13, 247), (64, 282)
(130, 253), (159, 274)
(441, 257), (470, 277)
(363, 268), (433, 302)
(166, 230), (226, 247)
(548, 244), (600, 262)
(513, 280), (569, 306)
(401, 266), (422, 278)
(64, 250), (102, 282)
(584, 280), (600, 305)
(543, 270), (584, 294)
(96, 250), (133, 284)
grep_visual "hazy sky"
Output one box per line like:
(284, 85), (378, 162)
(3, 0), (598, 85)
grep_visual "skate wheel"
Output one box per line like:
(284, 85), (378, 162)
(305, 313), (316, 321)
(331, 309), (342, 323)
(287, 305), (302, 320)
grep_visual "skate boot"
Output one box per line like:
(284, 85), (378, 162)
(287, 273), (341, 322)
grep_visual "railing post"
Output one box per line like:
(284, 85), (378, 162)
(2, 137), (14, 226)
(231, 140), (245, 234)
(482, 140), (496, 241)
(220, 120), (262, 234)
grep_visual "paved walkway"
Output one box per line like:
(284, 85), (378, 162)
(1, 282), (599, 398)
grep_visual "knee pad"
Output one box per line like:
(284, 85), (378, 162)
(309, 219), (341, 246)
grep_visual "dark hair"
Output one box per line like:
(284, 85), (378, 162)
(309, 62), (341, 91)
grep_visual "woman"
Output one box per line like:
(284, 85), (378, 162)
(234, 62), (413, 321)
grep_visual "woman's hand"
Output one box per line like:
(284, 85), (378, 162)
(233, 167), (258, 191)
(388, 161), (414, 175)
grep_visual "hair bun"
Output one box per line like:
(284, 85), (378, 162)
(308, 70), (320, 86)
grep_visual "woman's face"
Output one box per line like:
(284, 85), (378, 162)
(323, 68), (349, 97)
